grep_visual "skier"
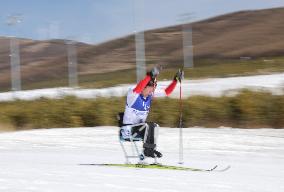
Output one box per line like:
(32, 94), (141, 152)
(121, 66), (184, 158)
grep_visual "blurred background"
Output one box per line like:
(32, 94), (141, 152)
(0, 0), (284, 131)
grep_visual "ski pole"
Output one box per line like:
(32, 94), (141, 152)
(178, 68), (184, 164)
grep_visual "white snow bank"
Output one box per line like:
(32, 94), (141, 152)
(0, 73), (283, 101)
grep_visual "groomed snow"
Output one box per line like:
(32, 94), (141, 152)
(0, 127), (283, 192)
(0, 73), (283, 101)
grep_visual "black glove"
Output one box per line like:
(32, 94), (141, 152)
(174, 69), (184, 82)
(147, 66), (161, 79)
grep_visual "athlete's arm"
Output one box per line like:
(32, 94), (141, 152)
(133, 75), (151, 93)
(165, 80), (177, 96)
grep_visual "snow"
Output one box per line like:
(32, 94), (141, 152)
(0, 73), (283, 191)
(0, 73), (283, 101)
(0, 127), (283, 192)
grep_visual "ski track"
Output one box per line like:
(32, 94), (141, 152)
(0, 127), (284, 192)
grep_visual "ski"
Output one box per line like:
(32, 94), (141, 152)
(214, 165), (231, 172)
(79, 163), (230, 172)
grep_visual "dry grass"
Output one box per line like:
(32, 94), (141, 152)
(0, 123), (16, 132)
(0, 90), (283, 131)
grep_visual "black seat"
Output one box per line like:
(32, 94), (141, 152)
(117, 112), (124, 127)
(117, 112), (126, 140)
(117, 112), (143, 142)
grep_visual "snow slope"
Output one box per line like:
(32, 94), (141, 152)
(0, 127), (283, 192)
(0, 73), (283, 101)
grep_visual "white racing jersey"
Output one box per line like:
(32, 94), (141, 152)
(123, 87), (167, 125)
(123, 75), (177, 125)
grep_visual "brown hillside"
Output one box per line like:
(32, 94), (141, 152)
(0, 7), (284, 90)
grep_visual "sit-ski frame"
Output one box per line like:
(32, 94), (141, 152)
(119, 123), (158, 164)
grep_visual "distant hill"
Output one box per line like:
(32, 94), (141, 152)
(0, 7), (284, 90)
